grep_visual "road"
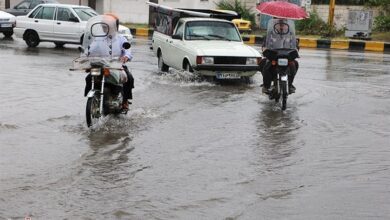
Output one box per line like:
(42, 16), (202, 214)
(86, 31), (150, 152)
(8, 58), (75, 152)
(1, 36), (390, 219)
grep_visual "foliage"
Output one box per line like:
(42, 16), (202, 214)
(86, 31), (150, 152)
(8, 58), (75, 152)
(366, 0), (390, 31)
(296, 10), (343, 37)
(373, 15), (390, 31)
(216, 0), (256, 25)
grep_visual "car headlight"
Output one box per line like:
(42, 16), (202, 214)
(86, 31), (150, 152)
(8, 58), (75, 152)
(202, 56), (214, 64)
(246, 57), (258, 65)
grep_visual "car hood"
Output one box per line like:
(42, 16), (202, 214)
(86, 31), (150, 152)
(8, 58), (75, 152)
(186, 40), (260, 57)
(0, 11), (16, 20)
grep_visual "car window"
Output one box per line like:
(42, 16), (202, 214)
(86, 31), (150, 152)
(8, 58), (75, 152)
(15, 1), (30, 9)
(56, 7), (75, 22)
(185, 21), (241, 41)
(73, 7), (98, 21)
(29, 6), (42, 18)
(174, 21), (184, 37)
(35, 6), (55, 20)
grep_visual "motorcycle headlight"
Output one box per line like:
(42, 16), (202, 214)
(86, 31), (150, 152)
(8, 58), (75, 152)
(91, 68), (101, 76)
(202, 56), (214, 64)
(246, 57), (258, 65)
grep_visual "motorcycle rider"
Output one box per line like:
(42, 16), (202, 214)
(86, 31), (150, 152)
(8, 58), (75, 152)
(84, 14), (134, 110)
(259, 18), (299, 94)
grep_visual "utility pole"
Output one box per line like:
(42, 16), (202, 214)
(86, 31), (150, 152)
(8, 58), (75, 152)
(328, 0), (335, 26)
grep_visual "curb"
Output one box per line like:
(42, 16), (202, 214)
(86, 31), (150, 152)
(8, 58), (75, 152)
(129, 28), (390, 53)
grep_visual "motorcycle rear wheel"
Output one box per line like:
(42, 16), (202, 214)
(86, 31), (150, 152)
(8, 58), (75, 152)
(86, 96), (100, 127)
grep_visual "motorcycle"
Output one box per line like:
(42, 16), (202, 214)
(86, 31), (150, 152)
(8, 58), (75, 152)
(261, 18), (299, 110)
(70, 15), (131, 127)
(263, 48), (299, 110)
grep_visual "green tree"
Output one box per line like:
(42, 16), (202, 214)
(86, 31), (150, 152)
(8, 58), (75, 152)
(216, 0), (256, 25)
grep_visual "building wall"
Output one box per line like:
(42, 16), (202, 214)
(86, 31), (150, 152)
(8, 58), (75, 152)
(4, 0), (88, 8)
(309, 4), (379, 29)
(0, 0), (5, 10)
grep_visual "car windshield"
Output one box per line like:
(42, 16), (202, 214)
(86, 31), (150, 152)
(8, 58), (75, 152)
(73, 7), (98, 21)
(185, 21), (241, 42)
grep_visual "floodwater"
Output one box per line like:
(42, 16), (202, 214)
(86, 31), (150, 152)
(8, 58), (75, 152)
(1, 36), (389, 219)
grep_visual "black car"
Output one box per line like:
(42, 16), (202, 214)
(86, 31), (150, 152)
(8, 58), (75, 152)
(5, 0), (58, 16)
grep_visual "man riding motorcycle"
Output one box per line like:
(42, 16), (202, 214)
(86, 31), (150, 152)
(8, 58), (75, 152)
(84, 14), (134, 110)
(259, 18), (299, 94)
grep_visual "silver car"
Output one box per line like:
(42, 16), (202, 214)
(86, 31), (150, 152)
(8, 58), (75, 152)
(0, 10), (15, 37)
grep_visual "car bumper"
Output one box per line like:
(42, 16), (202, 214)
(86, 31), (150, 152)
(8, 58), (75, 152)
(13, 27), (25, 38)
(193, 64), (259, 77)
(0, 27), (13, 33)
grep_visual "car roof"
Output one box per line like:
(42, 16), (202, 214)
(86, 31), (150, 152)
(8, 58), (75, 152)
(180, 17), (233, 23)
(37, 3), (91, 8)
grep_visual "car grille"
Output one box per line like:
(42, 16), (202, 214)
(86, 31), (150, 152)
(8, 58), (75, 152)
(214, 57), (247, 65)
(0, 19), (10, 22)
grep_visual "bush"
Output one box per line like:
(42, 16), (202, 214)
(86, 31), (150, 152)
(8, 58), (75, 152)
(296, 10), (342, 37)
(216, 0), (256, 25)
(373, 15), (390, 31)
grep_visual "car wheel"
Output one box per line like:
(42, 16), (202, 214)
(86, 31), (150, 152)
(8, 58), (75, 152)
(185, 61), (193, 73)
(158, 52), (169, 72)
(3, 31), (13, 38)
(54, 42), (65, 48)
(25, 31), (40, 47)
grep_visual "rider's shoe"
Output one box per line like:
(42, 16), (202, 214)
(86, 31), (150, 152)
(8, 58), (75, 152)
(262, 86), (270, 94)
(122, 102), (129, 111)
(289, 85), (296, 94)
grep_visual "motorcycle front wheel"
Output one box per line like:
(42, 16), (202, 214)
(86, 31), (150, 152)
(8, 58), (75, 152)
(281, 80), (288, 111)
(86, 96), (100, 127)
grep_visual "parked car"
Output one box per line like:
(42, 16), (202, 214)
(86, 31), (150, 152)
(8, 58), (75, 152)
(0, 10), (16, 37)
(152, 17), (261, 80)
(232, 18), (252, 33)
(5, 0), (57, 16)
(14, 3), (132, 47)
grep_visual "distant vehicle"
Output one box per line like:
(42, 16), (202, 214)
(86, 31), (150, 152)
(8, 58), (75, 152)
(149, 2), (261, 80)
(232, 18), (251, 33)
(14, 3), (132, 47)
(0, 10), (16, 37)
(5, 0), (57, 16)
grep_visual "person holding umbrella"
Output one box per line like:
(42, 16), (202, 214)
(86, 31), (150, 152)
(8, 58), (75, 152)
(256, 1), (308, 94)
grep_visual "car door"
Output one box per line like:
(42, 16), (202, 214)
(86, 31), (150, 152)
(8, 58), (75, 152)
(165, 21), (185, 69)
(53, 7), (80, 43)
(32, 5), (55, 40)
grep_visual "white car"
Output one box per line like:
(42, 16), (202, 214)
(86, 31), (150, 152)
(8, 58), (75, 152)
(0, 10), (16, 37)
(152, 17), (261, 80)
(14, 3), (132, 47)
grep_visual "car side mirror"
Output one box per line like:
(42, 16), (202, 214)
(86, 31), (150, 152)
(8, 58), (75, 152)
(122, 42), (131, 49)
(69, 17), (79, 23)
(172, 34), (182, 40)
(242, 36), (250, 41)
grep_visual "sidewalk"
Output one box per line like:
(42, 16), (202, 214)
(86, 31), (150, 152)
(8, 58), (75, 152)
(129, 28), (390, 53)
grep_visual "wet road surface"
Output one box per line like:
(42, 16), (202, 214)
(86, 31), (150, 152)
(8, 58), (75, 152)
(1, 36), (390, 219)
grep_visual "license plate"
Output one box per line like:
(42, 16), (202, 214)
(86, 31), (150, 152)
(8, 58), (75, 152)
(216, 73), (240, 79)
(278, 58), (288, 66)
(0, 24), (12, 28)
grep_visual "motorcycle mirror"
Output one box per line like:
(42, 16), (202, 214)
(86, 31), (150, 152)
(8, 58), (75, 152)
(78, 46), (84, 53)
(122, 42), (131, 49)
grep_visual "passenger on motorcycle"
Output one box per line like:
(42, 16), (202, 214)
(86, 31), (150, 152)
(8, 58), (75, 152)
(259, 18), (299, 94)
(84, 14), (134, 110)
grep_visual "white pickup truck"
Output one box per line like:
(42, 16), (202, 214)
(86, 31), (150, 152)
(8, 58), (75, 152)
(152, 17), (261, 80)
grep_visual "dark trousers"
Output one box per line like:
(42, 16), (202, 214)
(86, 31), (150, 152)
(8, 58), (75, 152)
(84, 65), (134, 101)
(259, 58), (299, 89)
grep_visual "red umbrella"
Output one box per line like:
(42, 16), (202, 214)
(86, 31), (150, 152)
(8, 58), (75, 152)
(256, 1), (309, 20)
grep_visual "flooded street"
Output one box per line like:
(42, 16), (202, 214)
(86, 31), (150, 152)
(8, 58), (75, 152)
(1, 37), (389, 219)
